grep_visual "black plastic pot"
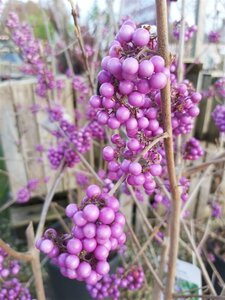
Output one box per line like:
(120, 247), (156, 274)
(47, 255), (121, 300)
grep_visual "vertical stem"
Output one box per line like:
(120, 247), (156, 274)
(26, 223), (46, 300)
(68, 0), (94, 94)
(155, 1), (181, 300)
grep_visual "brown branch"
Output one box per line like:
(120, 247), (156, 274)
(182, 157), (225, 176)
(68, 0), (94, 94)
(0, 239), (32, 262)
(129, 221), (164, 268)
(155, 1), (181, 299)
(26, 223), (46, 300)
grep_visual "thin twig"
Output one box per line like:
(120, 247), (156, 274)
(50, 203), (70, 233)
(182, 221), (217, 296)
(181, 165), (214, 217)
(126, 220), (164, 291)
(0, 198), (17, 213)
(68, 0), (94, 93)
(35, 163), (65, 241)
(183, 156), (225, 176)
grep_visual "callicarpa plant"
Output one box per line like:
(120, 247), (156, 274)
(1, 1), (225, 300)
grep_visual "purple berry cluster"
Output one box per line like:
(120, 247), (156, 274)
(171, 82), (202, 135)
(88, 20), (201, 199)
(36, 185), (126, 284)
(183, 137), (204, 160)
(87, 266), (144, 300)
(90, 21), (169, 139)
(16, 178), (39, 203)
(72, 76), (89, 100)
(6, 12), (64, 98)
(46, 106), (92, 169)
(0, 247), (20, 278)
(0, 247), (31, 299)
(214, 77), (225, 98)
(102, 137), (163, 196)
(208, 30), (221, 43)
(212, 104), (225, 132)
(152, 177), (190, 209)
(173, 20), (197, 42)
(0, 278), (32, 300)
(211, 202), (222, 218)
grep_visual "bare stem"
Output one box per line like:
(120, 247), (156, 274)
(68, 0), (94, 94)
(155, 1), (181, 299)
(182, 221), (217, 295)
(26, 223), (46, 300)
(0, 239), (32, 262)
(35, 163), (65, 241)
(183, 156), (225, 176)
(0, 198), (17, 213)
(126, 220), (164, 290)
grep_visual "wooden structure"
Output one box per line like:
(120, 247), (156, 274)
(194, 70), (224, 142)
(0, 77), (77, 200)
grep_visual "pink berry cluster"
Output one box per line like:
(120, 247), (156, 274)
(171, 81), (202, 135)
(102, 137), (163, 195)
(75, 172), (89, 189)
(212, 104), (225, 132)
(0, 247), (20, 278)
(214, 77), (225, 98)
(46, 106), (92, 169)
(208, 30), (221, 43)
(16, 178), (39, 203)
(86, 107), (106, 141)
(0, 278), (32, 300)
(88, 20), (201, 198)
(173, 20), (197, 42)
(211, 202), (222, 218)
(90, 21), (169, 137)
(6, 12), (64, 98)
(152, 177), (190, 209)
(88, 20), (171, 195)
(183, 137), (204, 160)
(72, 76), (89, 101)
(200, 77), (225, 101)
(36, 185), (126, 284)
(87, 266), (144, 300)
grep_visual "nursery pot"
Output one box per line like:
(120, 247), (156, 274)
(47, 254), (121, 300)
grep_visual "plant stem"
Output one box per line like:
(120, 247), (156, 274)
(35, 163), (65, 241)
(155, 1), (181, 299)
(26, 223), (46, 300)
(126, 220), (164, 290)
(0, 239), (32, 262)
(182, 221), (217, 295)
(68, 0), (94, 94)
